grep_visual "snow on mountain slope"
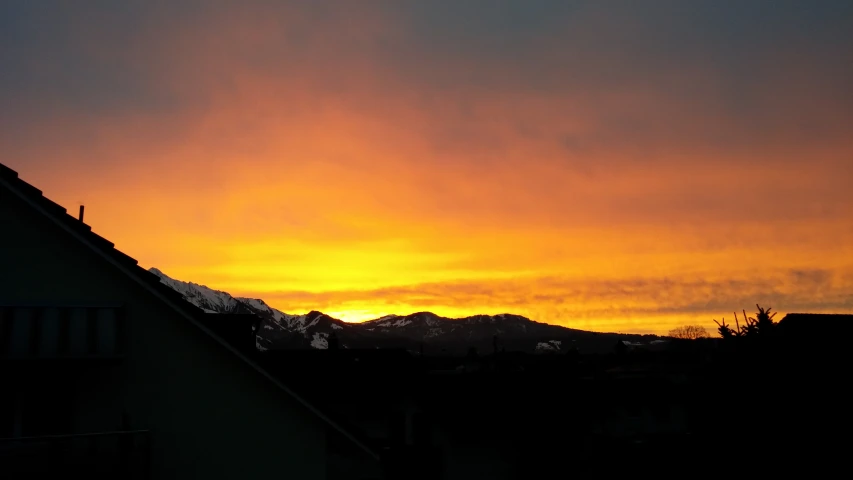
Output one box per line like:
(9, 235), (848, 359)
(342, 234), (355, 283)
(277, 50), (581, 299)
(149, 268), (242, 313)
(151, 268), (660, 353)
(234, 296), (302, 329)
(149, 268), (360, 349)
(360, 311), (553, 341)
(535, 340), (562, 353)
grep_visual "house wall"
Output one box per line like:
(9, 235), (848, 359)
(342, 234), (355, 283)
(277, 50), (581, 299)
(1, 187), (327, 479)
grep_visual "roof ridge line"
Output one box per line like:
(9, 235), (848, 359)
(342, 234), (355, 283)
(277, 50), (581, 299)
(0, 164), (379, 461)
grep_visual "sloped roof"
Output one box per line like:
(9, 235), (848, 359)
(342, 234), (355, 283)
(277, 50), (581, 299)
(0, 162), (379, 460)
(778, 313), (853, 338)
(780, 313), (853, 321)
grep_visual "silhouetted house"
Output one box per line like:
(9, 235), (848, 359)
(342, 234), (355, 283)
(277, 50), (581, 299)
(0, 163), (380, 479)
(774, 313), (853, 369)
(777, 313), (853, 341)
(594, 365), (691, 438)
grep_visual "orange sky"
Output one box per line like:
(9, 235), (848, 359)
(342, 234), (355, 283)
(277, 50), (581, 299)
(2, 1), (852, 333)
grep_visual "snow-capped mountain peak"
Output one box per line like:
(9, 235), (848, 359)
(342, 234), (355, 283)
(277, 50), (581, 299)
(149, 267), (240, 314)
(148, 267), (353, 349)
(150, 268), (660, 354)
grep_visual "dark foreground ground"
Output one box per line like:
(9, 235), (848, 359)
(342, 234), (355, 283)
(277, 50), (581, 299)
(258, 316), (846, 479)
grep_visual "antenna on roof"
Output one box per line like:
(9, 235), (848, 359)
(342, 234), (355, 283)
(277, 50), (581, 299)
(78, 205), (85, 222)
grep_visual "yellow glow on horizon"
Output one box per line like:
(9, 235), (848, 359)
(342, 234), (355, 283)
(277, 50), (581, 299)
(3, 2), (852, 336)
(324, 310), (393, 323)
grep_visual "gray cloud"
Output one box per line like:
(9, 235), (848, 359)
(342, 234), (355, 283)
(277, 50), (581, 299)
(257, 267), (853, 326)
(4, 1), (851, 167)
(3, 1), (852, 331)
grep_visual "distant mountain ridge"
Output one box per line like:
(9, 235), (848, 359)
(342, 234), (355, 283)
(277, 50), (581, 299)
(149, 268), (660, 354)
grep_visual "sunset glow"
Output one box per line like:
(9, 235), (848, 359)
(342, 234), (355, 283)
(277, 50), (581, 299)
(2, 1), (852, 334)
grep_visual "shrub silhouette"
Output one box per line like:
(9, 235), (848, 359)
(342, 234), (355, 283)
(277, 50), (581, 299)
(713, 304), (777, 338)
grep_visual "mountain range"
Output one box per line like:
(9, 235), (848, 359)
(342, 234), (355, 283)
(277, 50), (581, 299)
(149, 268), (661, 355)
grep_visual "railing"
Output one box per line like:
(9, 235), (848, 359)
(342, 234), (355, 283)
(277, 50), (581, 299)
(0, 430), (150, 479)
(0, 305), (127, 361)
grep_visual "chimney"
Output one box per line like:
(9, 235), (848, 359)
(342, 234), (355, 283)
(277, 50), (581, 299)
(78, 205), (85, 222)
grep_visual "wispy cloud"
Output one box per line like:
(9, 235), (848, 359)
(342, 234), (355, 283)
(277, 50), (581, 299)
(250, 267), (853, 332)
(1, 1), (851, 333)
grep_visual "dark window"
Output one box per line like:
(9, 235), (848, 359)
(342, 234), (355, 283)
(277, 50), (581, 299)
(68, 308), (88, 356)
(0, 306), (124, 358)
(96, 308), (117, 355)
(38, 308), (61, 356)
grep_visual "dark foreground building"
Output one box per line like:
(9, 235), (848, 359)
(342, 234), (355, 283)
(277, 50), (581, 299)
(0, 163), (381, 479)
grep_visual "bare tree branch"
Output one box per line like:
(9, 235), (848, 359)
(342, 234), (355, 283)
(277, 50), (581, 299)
(668, 325), (709, 340)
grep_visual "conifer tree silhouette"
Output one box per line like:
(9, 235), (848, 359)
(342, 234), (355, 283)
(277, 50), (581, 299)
(714, 305), (777, 338)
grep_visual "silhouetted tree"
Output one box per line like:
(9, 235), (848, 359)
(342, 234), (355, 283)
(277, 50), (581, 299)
(714, 304), (777, 338)
(754, 305), (777, 335)
(668, 325), (709, 339)
(713, 317), (735, 338)
(737, 309), (758, 336)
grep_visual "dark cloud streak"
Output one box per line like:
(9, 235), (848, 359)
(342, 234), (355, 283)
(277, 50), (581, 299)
(2, 1), (851, 331)
(259, 266), (853, 324)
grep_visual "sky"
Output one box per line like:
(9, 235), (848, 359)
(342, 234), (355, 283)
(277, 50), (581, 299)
(2, 1), (852, 334)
